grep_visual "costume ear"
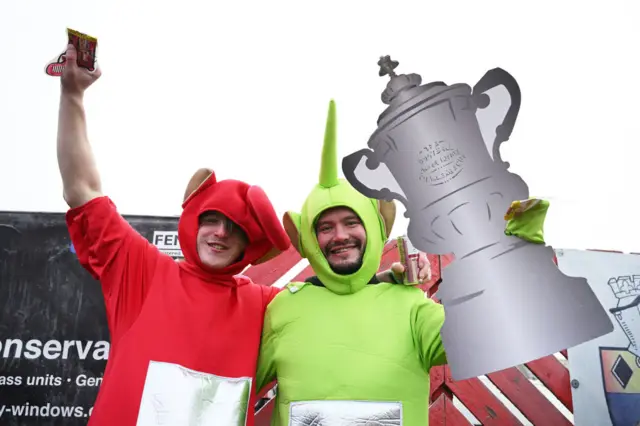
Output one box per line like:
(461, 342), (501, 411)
(283, 211), (303, 256)
(246, 186), (291, 253)
(183, 168), (216, 205)
(378, 200), (396, 239)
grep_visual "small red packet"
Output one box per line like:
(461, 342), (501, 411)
(45, 28), (97, 77)
(67, 28), (97, 71)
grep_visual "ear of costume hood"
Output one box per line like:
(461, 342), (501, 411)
(246, 186), (292, 262)
(283, 211), (303, 256)
(183, 168), (217, 206)
(178, 169), (290, 285)
(286, 100), (396, 295)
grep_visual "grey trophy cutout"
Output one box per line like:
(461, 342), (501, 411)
(342, 56), (614, 381)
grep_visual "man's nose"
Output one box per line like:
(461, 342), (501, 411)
(333, 226), (349, 241)
(212, 223), (229, 238)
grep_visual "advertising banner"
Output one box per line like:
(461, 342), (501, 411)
(0, 211), (180, 425)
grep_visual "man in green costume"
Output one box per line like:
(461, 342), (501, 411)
(256, 100), (447, 426)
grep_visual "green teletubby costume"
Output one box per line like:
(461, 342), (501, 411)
(256, 100), (447, 426)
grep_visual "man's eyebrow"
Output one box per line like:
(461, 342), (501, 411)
(317, 215), (360, 227)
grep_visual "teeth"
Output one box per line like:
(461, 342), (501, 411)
(332, 247), (353, 254)
(208, 243), (226, 250)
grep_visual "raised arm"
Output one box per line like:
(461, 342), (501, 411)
(57, 44), (103, 208)
(57, 45), (164, 342)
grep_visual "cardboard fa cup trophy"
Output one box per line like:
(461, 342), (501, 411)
(342, 56), (614, 380)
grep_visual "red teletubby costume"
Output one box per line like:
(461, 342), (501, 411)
(67, 168), (290, 426)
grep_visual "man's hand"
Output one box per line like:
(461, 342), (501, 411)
(61, 44), (101, 97)
(377, 252), (431, 284)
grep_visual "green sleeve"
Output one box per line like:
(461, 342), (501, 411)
(255, 305), (279, 395)
(410, 294), (447, 370)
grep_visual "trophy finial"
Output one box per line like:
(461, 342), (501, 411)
(378, 55), (399, 78)
(378, 55), (422, 105)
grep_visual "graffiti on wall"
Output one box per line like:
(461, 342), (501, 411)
(600, 274), (640, 425)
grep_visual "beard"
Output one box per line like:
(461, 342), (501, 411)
(324, 238), (364, 275)
(329, 257), (363, 275)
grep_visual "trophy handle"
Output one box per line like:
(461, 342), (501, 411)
(342, 149), (411, 215)
(472, 68), (522, 167)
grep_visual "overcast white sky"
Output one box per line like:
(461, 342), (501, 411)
(1, 0), (639, 252)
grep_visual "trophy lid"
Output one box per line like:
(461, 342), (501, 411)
(376, 55), (449, 122)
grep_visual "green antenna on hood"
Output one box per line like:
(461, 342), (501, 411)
(319, 100), (338, 188)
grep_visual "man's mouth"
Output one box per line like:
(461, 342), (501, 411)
(329, 244), (359, 256)
(207, 242), (228, 252)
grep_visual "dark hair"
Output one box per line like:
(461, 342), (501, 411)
(199, 211), (248, 241)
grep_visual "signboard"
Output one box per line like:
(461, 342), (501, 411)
(0, 211), (179, 425)
(557, 249), (640, 426)
(152, 230), (182, 258)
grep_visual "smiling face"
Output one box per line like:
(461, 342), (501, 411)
(315, 206), (367, 275)
(196, 211), (248, 269)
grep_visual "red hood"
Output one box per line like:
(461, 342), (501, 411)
(178, 172), (290, 286)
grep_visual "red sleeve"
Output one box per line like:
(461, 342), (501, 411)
(66, 196), (164, 338)
(262, 285), (283, 307)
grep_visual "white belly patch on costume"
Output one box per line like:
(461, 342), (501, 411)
(289, 400), (403, 426)
(136, 361), (252, 426)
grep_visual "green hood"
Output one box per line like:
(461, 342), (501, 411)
(283, 100), (395, 295)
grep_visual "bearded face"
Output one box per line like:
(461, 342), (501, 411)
(315, 207), (366, 275)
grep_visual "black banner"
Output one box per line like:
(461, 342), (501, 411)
(0, 210), (180, 425)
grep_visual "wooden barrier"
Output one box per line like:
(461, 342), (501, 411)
(251, 241), (576, 425)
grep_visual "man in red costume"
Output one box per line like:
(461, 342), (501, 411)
(57, 44), (290, 426)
